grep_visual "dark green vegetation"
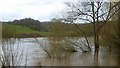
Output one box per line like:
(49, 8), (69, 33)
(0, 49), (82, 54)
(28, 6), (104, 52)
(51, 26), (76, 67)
(2, 23), (50, 38)
(2, 18), (117, 38)
(2, 23), (79, 38)
(6, 18), (48, 31)
(2, 18), (94, 38)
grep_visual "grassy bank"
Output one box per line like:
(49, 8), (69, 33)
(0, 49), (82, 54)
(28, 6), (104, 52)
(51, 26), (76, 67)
(2, 24), (82, 38)
(2, 24), (41, 38)
(3, 21), (115, 38)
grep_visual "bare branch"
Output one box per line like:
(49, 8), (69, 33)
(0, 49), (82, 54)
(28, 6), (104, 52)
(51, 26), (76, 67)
(97, 2), (120, 32)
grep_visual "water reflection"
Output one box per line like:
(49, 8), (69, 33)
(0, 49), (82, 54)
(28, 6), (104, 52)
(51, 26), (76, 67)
(0, 37), (118, 66)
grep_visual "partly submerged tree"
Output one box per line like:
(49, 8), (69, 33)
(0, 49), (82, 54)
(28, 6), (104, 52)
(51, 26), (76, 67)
(63, 1), (120, 62)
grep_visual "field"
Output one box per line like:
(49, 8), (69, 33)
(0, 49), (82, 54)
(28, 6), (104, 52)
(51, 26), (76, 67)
(2, 24), (80, 38)
(3, 21), (115, 38)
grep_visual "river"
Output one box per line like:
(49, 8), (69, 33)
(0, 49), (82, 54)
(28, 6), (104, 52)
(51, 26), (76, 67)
(0, 37), (118, 66)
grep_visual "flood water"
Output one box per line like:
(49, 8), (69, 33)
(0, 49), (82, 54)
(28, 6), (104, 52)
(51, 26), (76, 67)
(0, 37), (118, 66)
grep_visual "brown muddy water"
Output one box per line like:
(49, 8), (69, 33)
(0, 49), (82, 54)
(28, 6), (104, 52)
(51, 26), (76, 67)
(0, 37), (118, 66)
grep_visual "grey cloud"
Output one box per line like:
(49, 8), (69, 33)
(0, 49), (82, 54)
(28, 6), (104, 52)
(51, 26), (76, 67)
(0, 0), (73, 21)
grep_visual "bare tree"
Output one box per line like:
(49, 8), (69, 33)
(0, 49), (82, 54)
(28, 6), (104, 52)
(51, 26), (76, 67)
(0, 39), (24, 67)
(64, 1), (120, 62)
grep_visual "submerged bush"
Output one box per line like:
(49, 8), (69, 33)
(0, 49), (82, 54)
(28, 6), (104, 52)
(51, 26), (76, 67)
(35, 37), (77, 59)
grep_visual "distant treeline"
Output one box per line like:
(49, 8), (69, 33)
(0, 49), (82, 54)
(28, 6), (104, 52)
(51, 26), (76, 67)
(2, 18), (116, 37)
(2, 18), (92, 33)
(2, 18), (115, 37)
(2, 18), (49, 32)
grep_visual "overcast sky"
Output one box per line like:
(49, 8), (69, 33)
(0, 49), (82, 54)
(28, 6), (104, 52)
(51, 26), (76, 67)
(0, 0), (76, 22)
(0, 0), (116, 22)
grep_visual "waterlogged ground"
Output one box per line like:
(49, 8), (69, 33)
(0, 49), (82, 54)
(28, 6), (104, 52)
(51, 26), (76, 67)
(0, 37), (118, 66)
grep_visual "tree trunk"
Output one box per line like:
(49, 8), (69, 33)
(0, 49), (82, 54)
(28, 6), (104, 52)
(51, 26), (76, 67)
(91, 2), (100, 62)
(118, 1), (120, 67)
(94, 34), (99, 62)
